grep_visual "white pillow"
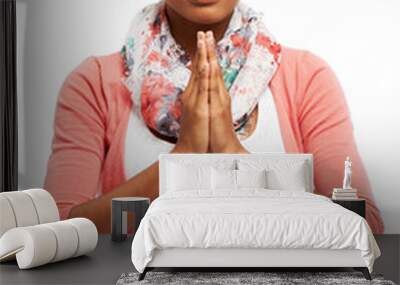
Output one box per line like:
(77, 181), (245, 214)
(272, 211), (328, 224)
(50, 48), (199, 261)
(266, 163), (307, 191)
(211, 169), (268, 190)
(238, 159), (308, 191)
(211, 168), (236, 190)
(167, 162), (211, 191)
(236, 169), (268, 189)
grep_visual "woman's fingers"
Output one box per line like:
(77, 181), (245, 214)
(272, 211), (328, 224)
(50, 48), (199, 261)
(195, 31), (209, 107)
(185, 66), (197, 99)
(206, 31), (226, 103)
(197, 31), (208, 74)
(206, 31), (218, 65)
(197, 60), (209, 107)
(206, 31), (221, 108)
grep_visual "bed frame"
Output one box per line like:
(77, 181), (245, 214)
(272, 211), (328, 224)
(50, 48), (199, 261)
(139, 154), (372, 281)
(140, 248), (371, 280)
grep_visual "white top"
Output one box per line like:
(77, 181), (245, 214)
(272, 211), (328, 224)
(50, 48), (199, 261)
(124, 88), (285, 178)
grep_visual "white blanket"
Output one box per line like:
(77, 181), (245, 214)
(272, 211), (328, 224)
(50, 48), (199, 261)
(131, 190), (380, 273)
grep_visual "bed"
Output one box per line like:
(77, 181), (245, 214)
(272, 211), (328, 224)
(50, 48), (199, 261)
(131, 153), (380, 281)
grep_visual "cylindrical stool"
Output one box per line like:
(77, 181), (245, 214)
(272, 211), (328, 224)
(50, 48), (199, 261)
(111, 197), (150, 242)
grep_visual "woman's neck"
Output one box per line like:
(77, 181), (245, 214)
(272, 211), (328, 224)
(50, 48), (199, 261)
(165, 5), (233, 60)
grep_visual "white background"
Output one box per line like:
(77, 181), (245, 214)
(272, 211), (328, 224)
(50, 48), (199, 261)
(16, 0), (400, 233)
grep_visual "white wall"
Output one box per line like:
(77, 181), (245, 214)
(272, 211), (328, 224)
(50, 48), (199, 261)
(17, 0), (400, 233)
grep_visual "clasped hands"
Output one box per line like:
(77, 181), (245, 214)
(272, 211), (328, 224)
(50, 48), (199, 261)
(173, 31), (248, 154)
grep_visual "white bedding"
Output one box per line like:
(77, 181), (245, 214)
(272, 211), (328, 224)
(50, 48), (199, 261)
(131, 190), (380, 273)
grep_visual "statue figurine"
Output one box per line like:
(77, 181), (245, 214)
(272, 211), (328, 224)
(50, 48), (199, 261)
(342, 156), (352, 190)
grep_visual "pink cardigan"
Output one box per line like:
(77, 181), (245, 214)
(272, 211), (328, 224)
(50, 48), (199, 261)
(44, 46), (384, 233)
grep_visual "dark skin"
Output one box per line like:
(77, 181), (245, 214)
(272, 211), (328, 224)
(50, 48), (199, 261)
(165, 0), (235, 59)
(69, 0), (259, 232)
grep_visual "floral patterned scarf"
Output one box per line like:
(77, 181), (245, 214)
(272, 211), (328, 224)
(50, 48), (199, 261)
(122, 1), (281, 139)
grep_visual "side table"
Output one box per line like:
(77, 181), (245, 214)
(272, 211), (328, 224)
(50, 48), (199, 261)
(111, 197), (150, 242)
(332, 198), (366, 218)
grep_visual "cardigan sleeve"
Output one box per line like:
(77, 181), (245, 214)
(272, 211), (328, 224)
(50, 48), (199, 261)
(297, 51), (384, 233)
(44, 57), (107, 219)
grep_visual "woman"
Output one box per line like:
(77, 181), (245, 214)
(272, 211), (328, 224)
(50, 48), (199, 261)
(44, 0), (384, 233)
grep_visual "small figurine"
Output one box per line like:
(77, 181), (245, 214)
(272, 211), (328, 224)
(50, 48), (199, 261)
(342, 156), (352, 190)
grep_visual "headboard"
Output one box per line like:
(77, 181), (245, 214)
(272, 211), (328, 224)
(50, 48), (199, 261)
(159, 153), (314, 194)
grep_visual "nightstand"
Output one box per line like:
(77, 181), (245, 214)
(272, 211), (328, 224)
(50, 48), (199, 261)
(111, 197), (150, 242)
(332, 199), (365, 218)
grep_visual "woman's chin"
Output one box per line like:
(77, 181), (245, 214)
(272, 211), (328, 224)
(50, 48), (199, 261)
(186, 14), (225, 26)
(166, 0), (237, 26)
(182, 9), (228, 25)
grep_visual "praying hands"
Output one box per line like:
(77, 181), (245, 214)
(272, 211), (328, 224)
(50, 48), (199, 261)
(173, 31), (249, 154)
